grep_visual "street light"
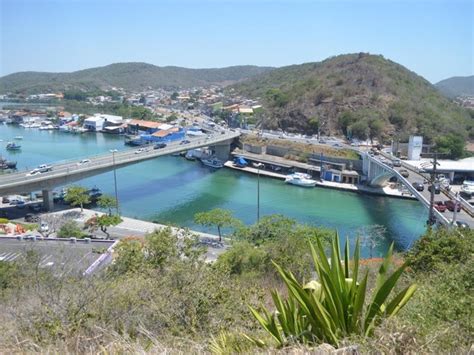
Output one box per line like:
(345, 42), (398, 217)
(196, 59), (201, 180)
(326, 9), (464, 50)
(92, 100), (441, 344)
(254, 162), (264, 223)
(110, 149), (119, 214)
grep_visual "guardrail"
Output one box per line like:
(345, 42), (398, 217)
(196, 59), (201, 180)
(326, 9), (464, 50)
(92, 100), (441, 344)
(367, 154), (449, 226)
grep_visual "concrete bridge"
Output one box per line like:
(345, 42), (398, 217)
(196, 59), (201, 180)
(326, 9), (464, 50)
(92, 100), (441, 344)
(0, 130), (240, 210)
(363, 152), (473, 228)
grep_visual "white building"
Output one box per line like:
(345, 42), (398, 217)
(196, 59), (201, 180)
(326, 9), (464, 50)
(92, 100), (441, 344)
(83, 114), (123, 131)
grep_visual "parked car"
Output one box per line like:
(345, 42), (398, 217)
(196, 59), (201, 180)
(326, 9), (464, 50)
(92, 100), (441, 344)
(180, 140), (191, 145)
(2, 196), (10, 203)
(434, 201), (447, 212)
(24, 213), (40, 223)
(135, 148), (145, 154)
(37, 164), (52, 173)
(454, 221), (469, 229)
(28, 203), (42, 212)
(39, 222), (49, 233)
(412, 182), (424, 191)
(399, 169), (409, 178)
(444, 200), (461, 212)
(428, 183), (441, 194)
(154, 143), (167, 149)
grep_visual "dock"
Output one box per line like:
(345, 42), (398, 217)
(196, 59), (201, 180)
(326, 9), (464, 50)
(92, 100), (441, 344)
(224, 161), (415, 200)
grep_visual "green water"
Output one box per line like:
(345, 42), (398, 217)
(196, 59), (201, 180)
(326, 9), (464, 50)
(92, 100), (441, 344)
(0, 124), (428, 256)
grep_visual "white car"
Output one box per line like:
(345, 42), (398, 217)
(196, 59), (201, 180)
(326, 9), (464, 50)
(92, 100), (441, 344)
(39, 222), (49, 233)
(37, 164), (52, 173)
(27, 169), (41, 176)
(135, 148), (145, 154)
(77, 159), (91, 165)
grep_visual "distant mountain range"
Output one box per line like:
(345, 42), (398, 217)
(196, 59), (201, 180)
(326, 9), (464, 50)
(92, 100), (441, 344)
(435, 75), (474, 98)
(230, 53), (473, 142)
(0, 63), (274, 94)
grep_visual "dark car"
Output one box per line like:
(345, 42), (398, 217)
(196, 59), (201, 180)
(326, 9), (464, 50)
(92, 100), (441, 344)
(2, 196), (10, 203)
(24, 213), (40, 223)
(455, 221), (469, 229)
(428, 184), (441, 194)
(412, 182), (424, 191)
(154, 143), (167, 149)
(28, 203), (42, 212)
(399, 169), (410, 178)
(444, 200), (461, 212)
(434, 201), (447, 212)
(180, 140), (190, 145)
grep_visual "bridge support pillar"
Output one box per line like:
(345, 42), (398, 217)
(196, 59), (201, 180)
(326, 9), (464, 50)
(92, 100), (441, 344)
(212, 144), (231, 161)
(42, 189), (54, 212)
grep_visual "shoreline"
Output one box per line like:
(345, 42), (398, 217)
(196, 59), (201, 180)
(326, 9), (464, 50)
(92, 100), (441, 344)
(224, 161), (416, 201)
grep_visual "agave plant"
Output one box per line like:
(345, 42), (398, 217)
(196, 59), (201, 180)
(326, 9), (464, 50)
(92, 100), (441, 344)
(247, 233), (417, 347)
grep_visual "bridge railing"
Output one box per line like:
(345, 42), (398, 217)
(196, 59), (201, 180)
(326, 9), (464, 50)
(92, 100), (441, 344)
(0, 131), (240, 188)
(367, 155), (450, 226)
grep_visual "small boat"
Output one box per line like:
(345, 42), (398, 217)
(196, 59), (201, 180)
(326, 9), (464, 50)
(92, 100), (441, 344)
(201, 156), (224, 168)
(185, 151), (196, 161)
(14, 136), (23, 140)
(6, 142), (21, 150)
(0, 158), (17, 170)
(285, 173), (317, 187)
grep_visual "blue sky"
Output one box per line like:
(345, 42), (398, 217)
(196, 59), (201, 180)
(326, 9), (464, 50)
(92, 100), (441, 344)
(0, 0), (472, 82)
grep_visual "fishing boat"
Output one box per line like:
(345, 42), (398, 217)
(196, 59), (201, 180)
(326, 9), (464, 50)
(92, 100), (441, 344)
(0, 157), (17, 170)
(201, 156), (224, 168)
(6, 142), (21, 150)
(285, 173), (317, 187)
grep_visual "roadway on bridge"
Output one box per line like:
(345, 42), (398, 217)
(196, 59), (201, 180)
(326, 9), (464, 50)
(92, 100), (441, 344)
(0, 129), (240, 196)
(371, 154), (473, 228)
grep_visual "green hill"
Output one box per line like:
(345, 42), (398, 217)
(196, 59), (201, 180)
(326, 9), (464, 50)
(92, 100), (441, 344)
(435, 75), (474, 98)
(231, 53), (473, 143)
(0, 63), (274, 94)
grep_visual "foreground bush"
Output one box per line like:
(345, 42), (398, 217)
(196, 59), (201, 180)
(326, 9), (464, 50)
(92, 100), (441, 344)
(247, 233), (416, 347)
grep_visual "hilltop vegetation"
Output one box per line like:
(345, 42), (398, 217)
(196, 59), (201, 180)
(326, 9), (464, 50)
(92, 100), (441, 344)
(435, 75), (474, 98)
(0, 63), (274, 94)
(231, 53), (473, 143)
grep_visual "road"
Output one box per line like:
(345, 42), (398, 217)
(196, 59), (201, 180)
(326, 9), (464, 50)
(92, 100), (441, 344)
(372, 153), (473, 228)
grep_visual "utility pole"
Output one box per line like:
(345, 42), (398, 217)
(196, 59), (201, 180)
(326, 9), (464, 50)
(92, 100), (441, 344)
(452, 192), (459, 226)
(110, 149), (119, 215)
(255, 163), (264, 223)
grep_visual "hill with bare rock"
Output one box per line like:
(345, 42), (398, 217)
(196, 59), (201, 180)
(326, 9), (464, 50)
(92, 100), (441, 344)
(230, 53), (473, 143)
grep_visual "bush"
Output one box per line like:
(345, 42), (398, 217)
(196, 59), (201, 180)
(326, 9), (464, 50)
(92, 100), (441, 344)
(57, 220), (86, 239)
(406, 227), (473, 272)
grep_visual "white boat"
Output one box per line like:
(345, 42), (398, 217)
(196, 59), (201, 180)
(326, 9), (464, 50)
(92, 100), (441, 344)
(14, 136), (23, 140)
(460, 180), (474, 198)
(285, 173), (317, 187)
(201, 156), (224, 168)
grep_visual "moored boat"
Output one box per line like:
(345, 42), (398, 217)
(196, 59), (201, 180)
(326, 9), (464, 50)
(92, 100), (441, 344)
(6, 142), (21, 150)
(201, 156), (224, 168)
(285, 173), (317, 187)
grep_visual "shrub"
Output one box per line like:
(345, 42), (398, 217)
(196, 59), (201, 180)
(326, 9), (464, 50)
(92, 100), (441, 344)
(57, 220), (86, 239)
(406, 227), (473, 272)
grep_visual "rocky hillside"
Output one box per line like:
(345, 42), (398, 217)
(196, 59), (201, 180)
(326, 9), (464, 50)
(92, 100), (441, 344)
(435, 75), (474, 98)
(0, 63), (274, 94)
(231, 53), (473, 143)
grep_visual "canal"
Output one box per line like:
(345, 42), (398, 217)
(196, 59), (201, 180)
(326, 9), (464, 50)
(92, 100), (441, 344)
(1, 124), (428, 256)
